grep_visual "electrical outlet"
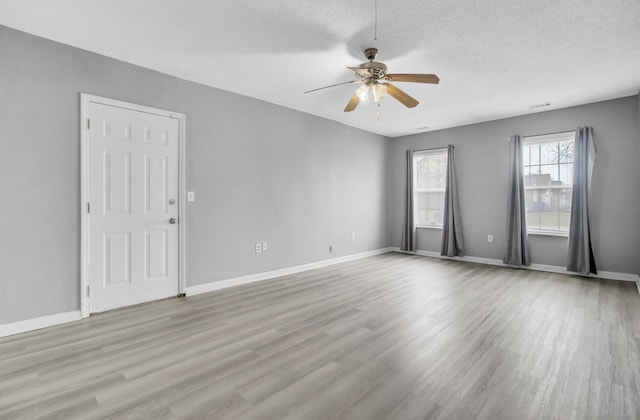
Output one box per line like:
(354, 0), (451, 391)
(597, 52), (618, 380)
(262, 242), (268, 251)
(255, 243), (262, 253)
(488, 235), (494, 243)
(351, 232), (356, 240)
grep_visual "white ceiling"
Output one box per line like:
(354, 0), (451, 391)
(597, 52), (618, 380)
(1, 0), (639, 137)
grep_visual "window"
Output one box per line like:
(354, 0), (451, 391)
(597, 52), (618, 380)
(413, 148), (448, 227)
(522, 132), (575, 235)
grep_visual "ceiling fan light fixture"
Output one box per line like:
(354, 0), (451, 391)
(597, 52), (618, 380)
(356, 84), (370, 101)
(372, 83), (388, 103)
(305, 48), (439, 114)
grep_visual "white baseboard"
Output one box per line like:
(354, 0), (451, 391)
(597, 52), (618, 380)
(392, 248), (640, 285)
(5, 247), (634, 339)
(186, 247), (394, 297)
(0, 311), (82, 338)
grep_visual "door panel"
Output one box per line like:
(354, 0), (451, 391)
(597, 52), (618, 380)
(89, 102), (179, 313)
(104, 232), (131, 285)
(146, 155), (168, 213)
(145, 127), (169, 145)
(145, 229), (168, 279)
(104, 152), (131, 214)
(105, 121), (132, 141)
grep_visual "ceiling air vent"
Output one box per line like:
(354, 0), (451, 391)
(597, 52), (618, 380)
(527, 102), (551, 110)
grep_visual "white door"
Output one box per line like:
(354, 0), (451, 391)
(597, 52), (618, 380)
(88, 102), (179, 313)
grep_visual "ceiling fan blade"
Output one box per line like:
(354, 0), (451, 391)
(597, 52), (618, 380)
(347, 66), (373, 77)
(386, 83), (419, 108)
(304, 80), (359, 94)
(344, 94), (360, 112)
(385, 74), (440, 84)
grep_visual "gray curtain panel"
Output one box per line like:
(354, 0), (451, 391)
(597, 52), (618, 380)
(400, 149), (416, 252)
(441, 145), (464, 256)
(567, 127), (597, 275)
(504, 135), (531, 266)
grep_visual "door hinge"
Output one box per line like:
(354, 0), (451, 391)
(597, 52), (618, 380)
(87, 202), (91, 214)
(86, 285), (90, 297)
(87, 118), (91, 130)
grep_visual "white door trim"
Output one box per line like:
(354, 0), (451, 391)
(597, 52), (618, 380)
(80, 93), (187, 318)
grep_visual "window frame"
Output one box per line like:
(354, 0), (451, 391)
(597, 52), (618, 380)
(522, 131), (576, 237)
(412, 147), (448, 229)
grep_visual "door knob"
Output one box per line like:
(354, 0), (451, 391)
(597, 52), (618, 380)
(169, 199), (176, 205)
(169, 218), (177, 224)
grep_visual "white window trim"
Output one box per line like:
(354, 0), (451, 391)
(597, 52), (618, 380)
(523, 131), (575, 144)
(524, 185), (572, 190)
(522, 131), (575, 237)
(414, 147), (448, 158)
(528, 230), (569, 238)
(413, 147), (448, 229)
(415, 187), (446, 193)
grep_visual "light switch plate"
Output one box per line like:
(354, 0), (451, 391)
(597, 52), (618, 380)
(187, 192), (195, 202)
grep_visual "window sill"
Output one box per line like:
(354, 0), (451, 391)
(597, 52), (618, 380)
(528, 230), (568, 238)
(416, 225), (443, 230)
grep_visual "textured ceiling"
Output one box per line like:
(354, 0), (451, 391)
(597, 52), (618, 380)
(1, 0), (639, 137)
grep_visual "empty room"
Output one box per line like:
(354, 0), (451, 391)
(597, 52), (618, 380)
(1, 1), (639, 419)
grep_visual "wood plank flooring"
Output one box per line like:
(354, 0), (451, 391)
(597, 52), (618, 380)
(1, 252), (639, 419)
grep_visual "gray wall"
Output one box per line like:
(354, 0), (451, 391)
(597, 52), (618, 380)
(1, 24), (638, 326)
(388, 96), (640, 275)
(0, 26), (388, 324)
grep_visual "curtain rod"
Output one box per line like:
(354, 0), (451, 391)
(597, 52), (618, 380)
(413, 145), (450, 152)
(511, 130), (576, 141)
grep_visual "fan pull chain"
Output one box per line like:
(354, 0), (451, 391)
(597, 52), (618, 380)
(376, 102), (381, 122)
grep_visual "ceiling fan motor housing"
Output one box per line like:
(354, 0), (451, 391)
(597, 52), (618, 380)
(360, 61), (388, 79)
(358, 48), (387, 79)
(364, 47), (379, 61)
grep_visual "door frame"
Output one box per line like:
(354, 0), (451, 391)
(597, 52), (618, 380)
(80, 93), (187, 318)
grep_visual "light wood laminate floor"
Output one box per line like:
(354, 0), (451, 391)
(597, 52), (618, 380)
(1, 252), (639, 419)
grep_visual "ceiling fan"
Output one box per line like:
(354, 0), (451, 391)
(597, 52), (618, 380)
(305, 48), (440, 112)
